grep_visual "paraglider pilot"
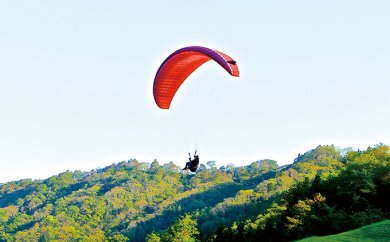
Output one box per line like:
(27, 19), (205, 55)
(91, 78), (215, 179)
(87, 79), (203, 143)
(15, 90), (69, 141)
(183, 151), (199, 172)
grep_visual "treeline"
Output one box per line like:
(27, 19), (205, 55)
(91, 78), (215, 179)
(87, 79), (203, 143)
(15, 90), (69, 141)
(146, 144), (389, 241)
(0, 144), (389, 241)
(0, 155), (279, 241)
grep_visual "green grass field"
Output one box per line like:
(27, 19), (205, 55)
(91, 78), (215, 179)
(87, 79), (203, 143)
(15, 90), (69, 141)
(297, 220), (390, 242)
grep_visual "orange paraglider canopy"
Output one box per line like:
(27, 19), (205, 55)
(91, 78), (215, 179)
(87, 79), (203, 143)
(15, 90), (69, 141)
(153, 46), (239, 109)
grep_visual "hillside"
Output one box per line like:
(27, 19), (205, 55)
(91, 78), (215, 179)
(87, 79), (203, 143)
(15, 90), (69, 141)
(0, 144), (389, 241)
(297, 219), (390, 242)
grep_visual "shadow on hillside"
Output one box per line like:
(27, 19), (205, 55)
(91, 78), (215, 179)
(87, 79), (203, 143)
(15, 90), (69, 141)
(125, 171), (277, 241)
(0, 185), (35, 207)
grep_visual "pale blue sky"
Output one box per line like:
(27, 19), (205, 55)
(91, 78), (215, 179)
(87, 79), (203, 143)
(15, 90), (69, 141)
(1, 1), (389, 182)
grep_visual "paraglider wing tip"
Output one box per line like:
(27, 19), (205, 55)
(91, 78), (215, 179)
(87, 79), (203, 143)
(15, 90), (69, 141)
(156, 103), (170, 109)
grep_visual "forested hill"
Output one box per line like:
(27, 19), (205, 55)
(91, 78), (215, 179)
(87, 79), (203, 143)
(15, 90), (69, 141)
(0, 144), (389, 241)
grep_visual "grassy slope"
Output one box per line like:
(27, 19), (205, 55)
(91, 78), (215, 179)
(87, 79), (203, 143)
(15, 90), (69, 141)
(297, 220), (390, 242)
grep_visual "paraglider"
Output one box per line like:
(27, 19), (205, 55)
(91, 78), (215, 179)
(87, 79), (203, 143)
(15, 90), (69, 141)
(153, 46), (240, 173)
(183, 150), (200, 172)
(153, 46), (239, 109)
